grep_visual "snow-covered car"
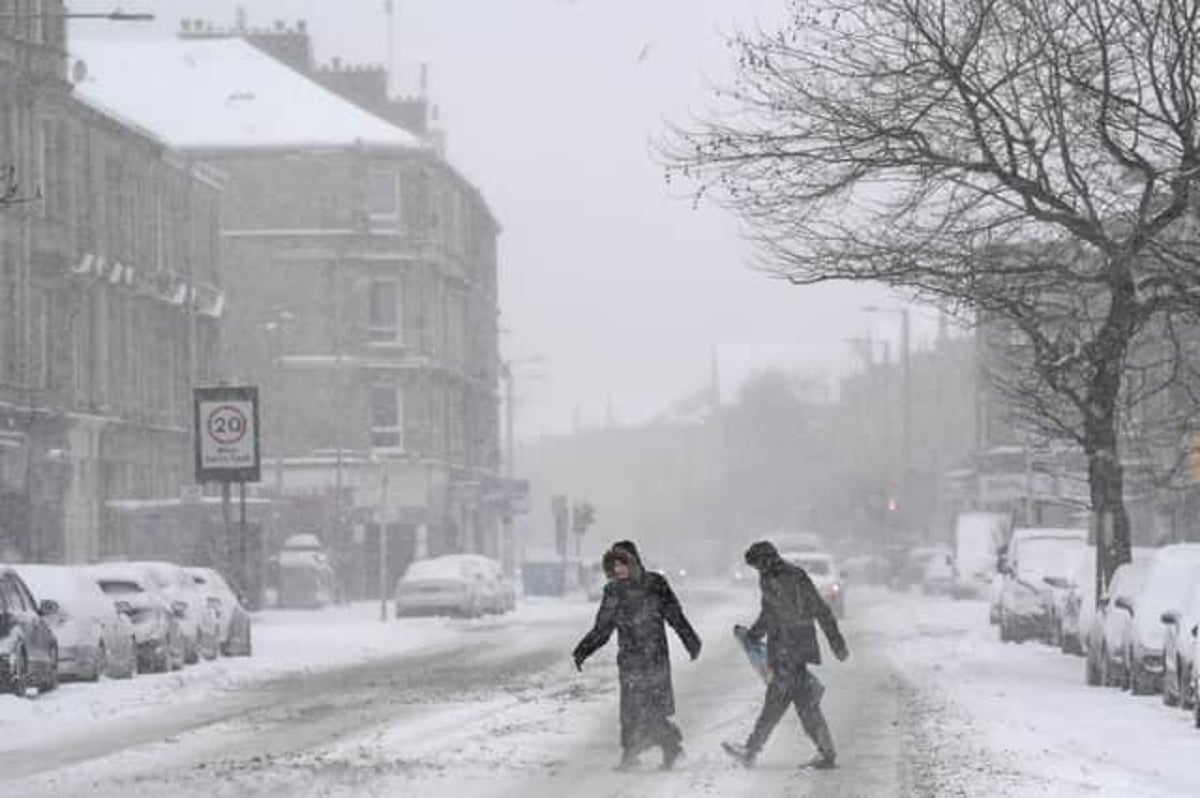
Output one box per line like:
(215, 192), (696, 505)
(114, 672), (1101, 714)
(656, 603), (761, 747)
(276, 533), (338, 609)
(1113, 544), (1200, 695)
(1071, 547), (1154, 659)
(1162, 570), (1200, 709)
(783, 551), (844, 618)
(1062, 548), (1097, 656)
(920, 546), (956, 595)
(1043, 540), (1093, 648)
(952, 512), (1009, 599)
(1088, 559), (1151, 687)
(583, 561), (608, 601)
(394, 556), (487, 618)
(998, 528), (1086, 643)
(127, 561), (220, 663)
(90, 563), (185, 673)
(0, 566), (59, 696)
(437, 554), (513, 615)
(186, 567), (252, 657)
(15, 564), (137, 680)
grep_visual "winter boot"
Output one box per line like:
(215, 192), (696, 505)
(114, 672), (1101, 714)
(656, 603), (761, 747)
(661, 741), (684, 770)
(721, 741), (756, 768)
(801, 752), (837, 770)
(614, 751), (640, 772)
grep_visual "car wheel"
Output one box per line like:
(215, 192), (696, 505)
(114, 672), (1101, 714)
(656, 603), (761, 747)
(5, 646), (29, 697)
(40, 646), (59, 693)
(115, 640), (136, 679)
(1165, 660), (1180, 706)
(90, 641), (107, 682)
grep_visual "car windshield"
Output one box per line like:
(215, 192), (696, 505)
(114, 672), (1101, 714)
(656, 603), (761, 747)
(1139, 557), (1200, 613)
(790, 556), (831, 576)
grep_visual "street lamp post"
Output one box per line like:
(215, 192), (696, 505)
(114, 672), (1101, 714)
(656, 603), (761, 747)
(862, 306), (912, 513)
(374, 453), (391, 623)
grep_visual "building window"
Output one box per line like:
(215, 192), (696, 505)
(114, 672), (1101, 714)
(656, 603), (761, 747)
(371, 386), (404, 450)
(367, 170), (400, 224)
(368, 278), (402, 343)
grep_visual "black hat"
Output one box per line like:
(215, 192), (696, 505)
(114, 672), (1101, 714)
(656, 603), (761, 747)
(745, 540), (781, 569)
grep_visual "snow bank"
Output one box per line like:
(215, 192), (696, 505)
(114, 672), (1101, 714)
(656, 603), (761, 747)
(864, 588), (1200, 797)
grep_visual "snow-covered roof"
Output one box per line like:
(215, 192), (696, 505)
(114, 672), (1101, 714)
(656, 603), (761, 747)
(70, 37), (422, 152)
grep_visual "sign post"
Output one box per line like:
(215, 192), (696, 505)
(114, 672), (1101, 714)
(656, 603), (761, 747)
(194, 386), (261, 604)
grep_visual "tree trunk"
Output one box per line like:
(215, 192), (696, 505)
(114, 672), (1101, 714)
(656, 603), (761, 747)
(1085, 415), (1131, 590)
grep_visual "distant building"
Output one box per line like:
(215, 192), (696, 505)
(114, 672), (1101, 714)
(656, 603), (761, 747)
(71, 34), (504, 595)
(0, 6), (224, 562)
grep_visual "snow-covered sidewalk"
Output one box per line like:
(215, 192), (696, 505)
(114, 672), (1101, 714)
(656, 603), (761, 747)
(865, 588), (1200, 797)
(0, 597), (593, 756)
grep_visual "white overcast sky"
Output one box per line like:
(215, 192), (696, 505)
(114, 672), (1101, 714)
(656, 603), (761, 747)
(73, 0), (939, 435)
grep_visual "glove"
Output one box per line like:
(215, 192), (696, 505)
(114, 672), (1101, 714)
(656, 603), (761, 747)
(833, 642), (850, 662)
(689, 642), (702, 661)
(573, 653), (584, 672)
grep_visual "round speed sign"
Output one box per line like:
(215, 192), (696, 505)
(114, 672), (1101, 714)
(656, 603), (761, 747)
(206, 404), (249, 446)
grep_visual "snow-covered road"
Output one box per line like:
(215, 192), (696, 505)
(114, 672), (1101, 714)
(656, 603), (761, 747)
(4, 585), (1200, 797)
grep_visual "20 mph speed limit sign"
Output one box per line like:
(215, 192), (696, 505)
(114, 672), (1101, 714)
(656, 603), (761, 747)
(194, 386), (261, 483)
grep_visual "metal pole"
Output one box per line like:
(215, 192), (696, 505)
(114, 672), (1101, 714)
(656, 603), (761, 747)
(379, 460), (390, 622)
(505, 363), (515, 481)
(900, 308), (912, 519)
(239, 480), (248, 600)
(221, 481), (233, 583)
(502, 363), (515, 576)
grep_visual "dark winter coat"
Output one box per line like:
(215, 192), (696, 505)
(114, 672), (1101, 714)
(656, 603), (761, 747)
(573, 564), (702, 721)
(746, 542), (846, 676)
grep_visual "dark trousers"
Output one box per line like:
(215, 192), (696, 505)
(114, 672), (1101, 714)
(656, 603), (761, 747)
(746, 666), (835, 759)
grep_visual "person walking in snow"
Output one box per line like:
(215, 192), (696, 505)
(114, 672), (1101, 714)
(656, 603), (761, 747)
(722, 540), (849, 770)
(573, 540), (702, 771)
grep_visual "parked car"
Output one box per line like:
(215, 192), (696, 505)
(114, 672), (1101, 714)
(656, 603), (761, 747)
(90, 563), (185, 673)
(128, 561), (220, 663)
(1069, 547), (1153, 658)
(185, 567), (252, 657)
(1115, 544), (1200, 695)
(1088, 559), (1151, 687)
(275, 534), (338, 609)
(997, 528), (1086, 643)
(782, 551), (844, 618)
(953, 511), (1010, 599)
(438, 554), (514, 615)
(15, 564), (137, 681)
(1044, 542), (1093, 647)
(394, 555), (487, 618)
(0, 566), (59, 695)
(920, 546), (956, 595)
(1162, 570), (1200, 708)
(583, 560), (607, 601)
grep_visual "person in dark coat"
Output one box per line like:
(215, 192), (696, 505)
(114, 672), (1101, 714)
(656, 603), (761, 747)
(573, 541), (702, 770)
(722, 540), (849, 770)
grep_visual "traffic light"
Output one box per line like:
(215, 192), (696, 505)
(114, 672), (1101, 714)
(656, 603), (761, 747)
(573, 501), (596, 535)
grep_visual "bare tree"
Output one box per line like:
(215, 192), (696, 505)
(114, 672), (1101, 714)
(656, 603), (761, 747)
(670, 0), (1200, 582)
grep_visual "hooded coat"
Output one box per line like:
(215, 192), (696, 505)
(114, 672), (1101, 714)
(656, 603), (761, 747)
(573, 544), (701, 749)
(745, 541), (846, 677)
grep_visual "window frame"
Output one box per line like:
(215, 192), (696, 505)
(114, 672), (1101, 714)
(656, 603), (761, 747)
(370, 384), (405, 451)
(367, 169), (401, 225)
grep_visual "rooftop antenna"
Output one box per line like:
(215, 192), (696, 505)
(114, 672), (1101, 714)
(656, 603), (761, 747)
(385, 0), (397, 95)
